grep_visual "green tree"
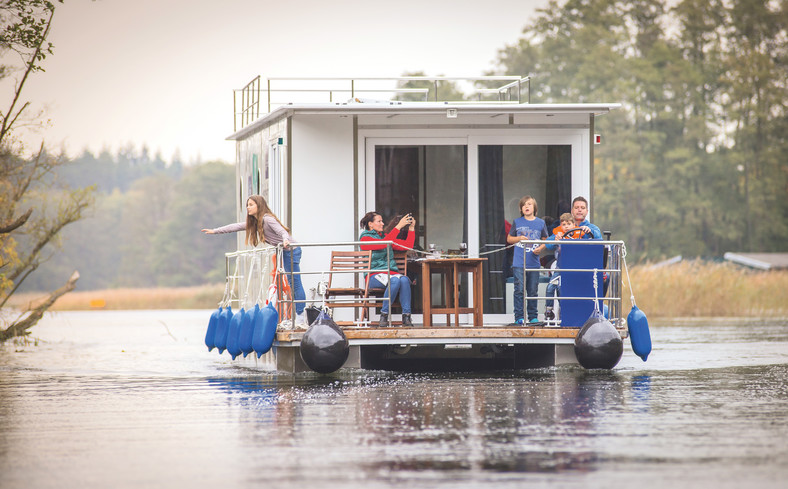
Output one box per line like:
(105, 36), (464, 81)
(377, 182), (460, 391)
(151, 161), (235, 287)
(22, 190), (124, 291)
(18, 155), (234, 293)
(491, 0), (788, 260)
(722, 0), (788, 251)
(116, 174), (176, 287)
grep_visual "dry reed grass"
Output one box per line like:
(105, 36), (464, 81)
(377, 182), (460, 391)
(8, 284), (225, 311)
(625, 261), (788, 317)
(6, 262), (786, 317)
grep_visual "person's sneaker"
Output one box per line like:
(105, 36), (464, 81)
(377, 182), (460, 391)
(544, 309), (555, 320)
(508, 318), (525, 327)
(295, 312), (308, 329)
(401, 314), (413, 327)
(378, 313), (389, 328)
(529, 318), (541, 324)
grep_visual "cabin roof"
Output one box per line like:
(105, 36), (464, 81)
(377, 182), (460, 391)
(226, 101), (622, 141)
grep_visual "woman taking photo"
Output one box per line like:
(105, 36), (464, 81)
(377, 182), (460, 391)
(359, 211), (416, 327)
(202, 195), (307, 328)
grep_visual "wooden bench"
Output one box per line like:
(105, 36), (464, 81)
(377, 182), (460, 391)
(324, 250), (372, 325)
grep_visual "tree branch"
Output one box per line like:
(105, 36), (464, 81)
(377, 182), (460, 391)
(0, 6), (55, 143)
(0, 207), (33, 234)
(6, 188), (91, 284)
(0, 270), (79, 343)
(4, 101), (30, 137)
(0, 259), (39, 310)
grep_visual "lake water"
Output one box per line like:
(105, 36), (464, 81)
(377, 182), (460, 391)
(1, 311), (787, 489)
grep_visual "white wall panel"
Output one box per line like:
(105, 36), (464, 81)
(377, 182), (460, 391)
(291, 115), (355, 303)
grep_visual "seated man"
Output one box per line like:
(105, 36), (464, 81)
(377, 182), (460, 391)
(535, 213), (587, 321)
(571, 195), (611, 295)
(570, 196), (602, 239)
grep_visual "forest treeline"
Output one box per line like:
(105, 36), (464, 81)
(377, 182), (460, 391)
(19, 149), (237, 292)
(488, 0), (787, 258)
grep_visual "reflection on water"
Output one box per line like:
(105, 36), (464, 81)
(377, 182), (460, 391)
(0, 311), (787, 489)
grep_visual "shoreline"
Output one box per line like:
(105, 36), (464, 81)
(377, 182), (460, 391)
(8, 284), (226, 312)
(7, 262), (788, 317)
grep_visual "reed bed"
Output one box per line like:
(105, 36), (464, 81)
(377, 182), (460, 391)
(7, 262), (787, 317)
(9, 284), (225, 311)
(624, 261), (788, 317)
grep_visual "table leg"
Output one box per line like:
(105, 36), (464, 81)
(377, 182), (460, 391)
(443, 266), (453, 326)
(421, 261), (432, 328)
(453, 263), (460, 327)
(473, 262), (483, 326)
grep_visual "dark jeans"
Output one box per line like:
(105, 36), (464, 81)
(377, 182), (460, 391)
(512, 266), (539, 322)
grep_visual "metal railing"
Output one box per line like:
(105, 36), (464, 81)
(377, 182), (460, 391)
(233, 75), (531, 131)
(222, 241), (397, 328)
(219, 238), (626, 329)
(519, 238), (625, 327)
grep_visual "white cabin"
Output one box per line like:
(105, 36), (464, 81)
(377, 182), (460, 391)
(226, 76), (620, 325)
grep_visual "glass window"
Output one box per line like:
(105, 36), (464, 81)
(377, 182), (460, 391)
(374, 145), (467, 252)
(374, 145), (468, 312)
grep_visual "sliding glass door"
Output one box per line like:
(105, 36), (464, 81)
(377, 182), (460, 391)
(478, 145), (572, 315)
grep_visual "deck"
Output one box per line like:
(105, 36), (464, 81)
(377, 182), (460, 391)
(266, 322), (627, 373)
(276, 324), (621, 345)
(223, 240), (629, 372)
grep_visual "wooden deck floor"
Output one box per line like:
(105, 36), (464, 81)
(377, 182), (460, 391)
(276, 324), (628, 344)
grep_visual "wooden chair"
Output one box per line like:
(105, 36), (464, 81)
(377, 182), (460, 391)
(324, 250), (372, 325)
(362, 250), (409, 325)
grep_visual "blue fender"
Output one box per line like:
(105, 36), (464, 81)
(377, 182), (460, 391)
(204, 307), (221, 351)
(627, 305), (652, 361)
(214, 306), (233, 354)
(253, 302), (279, 358)
(239, 304), (258, 357)
(226, 308), (245, 360)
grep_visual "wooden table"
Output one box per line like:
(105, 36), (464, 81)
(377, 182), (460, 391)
(418, 257), (486, 327)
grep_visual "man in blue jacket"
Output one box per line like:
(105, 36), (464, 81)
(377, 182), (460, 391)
(571, 196), (602, 239)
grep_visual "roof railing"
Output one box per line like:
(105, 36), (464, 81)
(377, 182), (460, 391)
(233, 75), (530, 131)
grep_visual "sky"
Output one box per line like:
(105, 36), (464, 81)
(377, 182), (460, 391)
(12, 0), (550, 164)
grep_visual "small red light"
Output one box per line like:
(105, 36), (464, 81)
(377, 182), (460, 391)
(594, 134), (601, 144)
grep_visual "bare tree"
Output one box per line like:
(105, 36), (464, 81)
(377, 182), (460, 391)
(1, 0), (94, 343)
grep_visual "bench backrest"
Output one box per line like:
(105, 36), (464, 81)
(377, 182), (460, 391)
(328, 250), (372, 290)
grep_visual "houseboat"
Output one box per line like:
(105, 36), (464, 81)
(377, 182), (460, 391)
(213, 76), (630, 373)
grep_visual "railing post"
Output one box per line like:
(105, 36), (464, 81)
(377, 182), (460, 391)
(241, 88), (246, 129)
(256, 76), (260, 120)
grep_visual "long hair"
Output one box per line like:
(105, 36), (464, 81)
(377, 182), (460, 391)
(518, 195), (538, 216)
(245, 195), (289, 247)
